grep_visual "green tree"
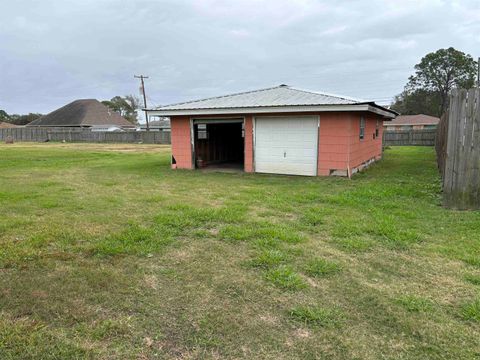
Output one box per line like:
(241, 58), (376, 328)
(7, 113), (43, 125)
(102, 95), (140, 124)
(391, 89), (443, 117)
(398, 47), (477, 116)
(0, 110), (10, 122)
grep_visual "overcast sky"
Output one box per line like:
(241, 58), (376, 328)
(1, 0), (479, 120)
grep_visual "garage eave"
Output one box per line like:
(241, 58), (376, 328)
(147, 104), (397, 118)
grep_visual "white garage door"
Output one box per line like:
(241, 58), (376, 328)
(255, 116), (319, 176)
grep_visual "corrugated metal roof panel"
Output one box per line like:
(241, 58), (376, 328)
(155, 85), (363, 110)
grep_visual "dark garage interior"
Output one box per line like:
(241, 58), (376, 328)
(194, 121), (244, 170)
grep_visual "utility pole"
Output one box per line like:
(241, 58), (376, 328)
(134, 75), (150, 131)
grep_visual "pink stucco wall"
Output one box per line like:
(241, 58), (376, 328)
(348, 114), (383, 170)
(317, 112), (352, 176)
(169, 112), (384, 176)
(170, 116), (192, 169)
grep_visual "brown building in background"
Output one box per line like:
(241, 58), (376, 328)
(0, 122), (19, 129)
(384, 114), (439, 131)
(27, 99), (135, 128)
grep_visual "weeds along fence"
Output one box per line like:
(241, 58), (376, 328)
(437, 88), (480, 210)
(383, 129), (436, 146)
(0, 127), (171, 144)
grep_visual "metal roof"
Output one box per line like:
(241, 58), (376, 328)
(149, 85), (397, 118)
(155, 85), (363, 110)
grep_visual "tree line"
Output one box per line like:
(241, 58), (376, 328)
(391, 47), (477, 117)
(0, 111), (43, 126)
(101, 95), (141, 124)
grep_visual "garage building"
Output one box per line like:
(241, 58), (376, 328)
(148, 85), (397, 177)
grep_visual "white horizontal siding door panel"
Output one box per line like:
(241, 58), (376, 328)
(254, 116), (318, 176)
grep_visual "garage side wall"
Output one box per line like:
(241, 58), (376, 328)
(244, 116), (254, 172)
(348, 114), (383, 173)
(170, 116), (193, 169)
(169, 112), (384, 175)
(317, 113), (352, 176)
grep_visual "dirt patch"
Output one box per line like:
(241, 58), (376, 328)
(294, 328), (311, 338)
(31, 290), (48, 299)
(144, 275), (158, 290)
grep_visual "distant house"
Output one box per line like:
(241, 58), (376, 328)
(147, 85), (397, 177)
(384, 114), (439, 131)
(27, 99), (135, 128)
(0, 122), (19, 129)
(137, 118), (171, 132)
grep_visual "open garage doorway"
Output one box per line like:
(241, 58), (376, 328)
(193, 119), (244, 171)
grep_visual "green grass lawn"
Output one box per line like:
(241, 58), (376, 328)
(0, 143), (479, 359)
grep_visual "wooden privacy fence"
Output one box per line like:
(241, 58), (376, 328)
(437, 88), (480, 210)
(0, 127), (171, 144)
(435, 113), (448, 179)
(0, 127), (51, 142)
(383, 129), (436, 146)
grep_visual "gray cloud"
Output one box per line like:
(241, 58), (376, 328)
(1, 0), (479, 118)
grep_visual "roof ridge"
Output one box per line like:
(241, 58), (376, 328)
(154, 85), (287, 109)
